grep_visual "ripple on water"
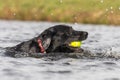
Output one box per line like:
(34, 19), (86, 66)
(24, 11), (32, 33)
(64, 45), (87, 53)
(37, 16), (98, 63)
(0, 21), (120, 80)
(42, 70), (72, 74)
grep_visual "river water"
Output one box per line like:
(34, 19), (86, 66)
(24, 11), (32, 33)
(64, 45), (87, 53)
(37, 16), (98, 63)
(0, 20), (120, 80)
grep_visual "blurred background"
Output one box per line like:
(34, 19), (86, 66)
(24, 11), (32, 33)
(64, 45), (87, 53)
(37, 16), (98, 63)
(0, 0), (120, 25)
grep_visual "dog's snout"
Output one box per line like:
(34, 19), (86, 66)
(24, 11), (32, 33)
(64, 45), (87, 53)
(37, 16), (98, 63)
(79, 31), (88, 40)
(80, 31), (88, 37)
(83, 32), (88, 36)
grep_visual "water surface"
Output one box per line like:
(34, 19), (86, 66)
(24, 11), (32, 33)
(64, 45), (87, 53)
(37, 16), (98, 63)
(0, 20), (120, 80)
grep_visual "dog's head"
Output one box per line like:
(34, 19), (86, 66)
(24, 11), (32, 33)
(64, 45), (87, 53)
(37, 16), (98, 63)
(37, 25), (88, 53)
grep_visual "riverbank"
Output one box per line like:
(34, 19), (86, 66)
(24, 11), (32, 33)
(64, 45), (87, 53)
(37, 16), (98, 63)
(0, 0), (120, 25)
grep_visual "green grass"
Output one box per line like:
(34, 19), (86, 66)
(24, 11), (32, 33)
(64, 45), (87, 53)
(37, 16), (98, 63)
(0, 0), (120, 25)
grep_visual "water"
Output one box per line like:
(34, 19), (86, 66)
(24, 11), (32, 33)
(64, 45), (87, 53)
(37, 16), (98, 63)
(0, 20), (120, 80)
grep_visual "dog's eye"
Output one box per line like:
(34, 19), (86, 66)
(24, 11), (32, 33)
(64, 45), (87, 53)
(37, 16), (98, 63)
(66, 33), (71, 37)
(62, 34), (68, 39)
(42, 34), (46, 38)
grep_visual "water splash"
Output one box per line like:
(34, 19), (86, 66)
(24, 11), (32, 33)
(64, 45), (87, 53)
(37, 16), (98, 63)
(105, 6), (114, 13)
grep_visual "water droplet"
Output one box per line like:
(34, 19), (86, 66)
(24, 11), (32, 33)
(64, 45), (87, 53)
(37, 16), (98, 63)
(100, 0), (104, 3)
(13, 13), (16, 16)
(110, 6), (113, 9)
(111, 11), (114, 13)
(106, 8), (108, 11)
(59, 0), (63, 3)
(74, 23), (78, 25)
(119, 7), (120, 10)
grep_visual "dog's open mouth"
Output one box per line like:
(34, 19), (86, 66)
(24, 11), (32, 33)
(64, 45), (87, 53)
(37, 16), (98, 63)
(68, 41), (82, 48)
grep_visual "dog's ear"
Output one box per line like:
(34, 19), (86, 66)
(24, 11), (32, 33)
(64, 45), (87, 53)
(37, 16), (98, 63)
(42, 38), (51, 50)
(37, 28), (56, 50)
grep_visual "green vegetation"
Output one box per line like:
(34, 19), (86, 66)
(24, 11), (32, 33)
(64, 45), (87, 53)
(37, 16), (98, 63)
(0, 0), (120, 25)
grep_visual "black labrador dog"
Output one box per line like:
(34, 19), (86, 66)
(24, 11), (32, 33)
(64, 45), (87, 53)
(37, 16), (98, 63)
(5, 25), (88, 58)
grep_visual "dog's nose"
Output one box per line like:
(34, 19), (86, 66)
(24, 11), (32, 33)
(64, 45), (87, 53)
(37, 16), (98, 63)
(83, 32), (88, 37)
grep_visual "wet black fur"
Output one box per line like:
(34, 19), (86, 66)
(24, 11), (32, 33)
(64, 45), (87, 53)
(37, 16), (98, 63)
(5, 25), (88, 58)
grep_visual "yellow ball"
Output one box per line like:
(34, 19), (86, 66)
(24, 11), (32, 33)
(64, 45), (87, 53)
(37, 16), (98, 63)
(69, 41), (82, 48)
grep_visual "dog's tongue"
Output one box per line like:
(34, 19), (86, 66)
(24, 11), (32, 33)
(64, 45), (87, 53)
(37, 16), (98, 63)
(37, 39), (45, 53)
